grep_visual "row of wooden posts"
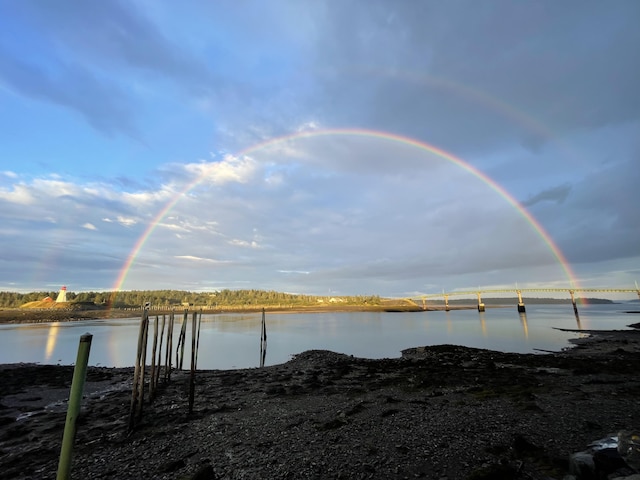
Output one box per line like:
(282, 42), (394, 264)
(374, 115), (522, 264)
(128, 307), (268, 431)
(128, 308), (203, 431)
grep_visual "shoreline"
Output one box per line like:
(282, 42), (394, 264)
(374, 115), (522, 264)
(3, 302), (636, 325)
(1, 328), (640, 479)
(0, 304), (481, 325)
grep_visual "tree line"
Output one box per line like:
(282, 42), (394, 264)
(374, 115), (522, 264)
(0, 289), (382, 309)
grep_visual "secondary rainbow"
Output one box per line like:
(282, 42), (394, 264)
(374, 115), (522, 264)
(110, 128), (581, 299)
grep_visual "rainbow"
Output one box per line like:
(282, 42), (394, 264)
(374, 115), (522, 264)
(109, 128), (580, 301)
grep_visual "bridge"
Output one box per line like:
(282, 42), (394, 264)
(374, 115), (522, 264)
(409, 287), (640, 314)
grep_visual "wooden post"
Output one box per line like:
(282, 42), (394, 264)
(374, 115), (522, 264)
(177, 310), (188, 370)
(149, 315), (159, 400)
(569, 290), (579, 315)
(188, 311), (197, 414)
(136, 312), (149, 423)
(165, 310), (175, 382)
(194, 311), (202, 370)
(56, 333), (92, 480)
(155, 314), (166, 388)
(129, 308), (149, 431)
(260, 308), (267, 368)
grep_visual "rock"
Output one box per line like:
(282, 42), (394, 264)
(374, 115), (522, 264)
(158, 458), (186, 473)
(569, 451), (595, 479)
(190, 463), (216, 480)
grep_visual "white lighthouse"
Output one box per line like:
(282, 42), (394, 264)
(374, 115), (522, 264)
(56, 286), (68, 303)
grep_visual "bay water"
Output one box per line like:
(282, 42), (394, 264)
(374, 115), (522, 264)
(0, 303), (637, 370)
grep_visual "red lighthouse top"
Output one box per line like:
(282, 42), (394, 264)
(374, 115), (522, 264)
(61, 286), (67, 290)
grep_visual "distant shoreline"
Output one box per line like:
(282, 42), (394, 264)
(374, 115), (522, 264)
(0, 300), (632, 325)
(0, 304), (479, 324)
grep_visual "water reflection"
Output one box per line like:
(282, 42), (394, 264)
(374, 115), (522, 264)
(44, 322), (60, 361)
(519, 312), (529, 339)
(0, 304), (631, 369)
(479, 312), (487, 337)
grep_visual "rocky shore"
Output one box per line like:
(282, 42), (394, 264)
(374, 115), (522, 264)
(1, 325), (639, 480)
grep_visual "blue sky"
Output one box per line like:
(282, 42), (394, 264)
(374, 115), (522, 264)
(0, 1), (639, 298)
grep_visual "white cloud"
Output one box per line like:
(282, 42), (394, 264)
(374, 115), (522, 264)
(184, 155), (259, 185)
(117, 216), (138, 227)
(0, 184), (35, 205)
(228, 239), (261, 249)
(82, 223), (97, 230)
(175, 255), (230, 264)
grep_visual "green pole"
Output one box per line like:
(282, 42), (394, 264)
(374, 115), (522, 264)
(57, 333), (93, 480)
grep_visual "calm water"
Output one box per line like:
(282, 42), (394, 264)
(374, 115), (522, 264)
(0, 304), (637, 370)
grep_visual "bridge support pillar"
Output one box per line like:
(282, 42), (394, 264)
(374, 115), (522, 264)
(444, 295), (449, 312)
(477, 292), (485, 312)
(516, 290), (526, 313)
(569, 290), (579, 315)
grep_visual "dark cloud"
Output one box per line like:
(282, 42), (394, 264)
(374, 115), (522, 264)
(522, 184), (572, 207)
(0, 48), (137, 137)
(532, 156), (640, 265)
(11, 1), (216, 91)
(307, 1), (640, 153)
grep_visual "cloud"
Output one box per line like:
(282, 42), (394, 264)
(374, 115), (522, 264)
(228, 239), (261, 249)
(0, 184), (34, 205)
(522, 183), (572, 207)
(0, 47), (138, 137)
(1, 2), (638, 295)
(305, 1), (640, 154)
(174, 255), (231, 265)
(116, 216), (138, 227)
(184, 155), (260, 186)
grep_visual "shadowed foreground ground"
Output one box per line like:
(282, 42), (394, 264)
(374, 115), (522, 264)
(0, 325), (639, 479)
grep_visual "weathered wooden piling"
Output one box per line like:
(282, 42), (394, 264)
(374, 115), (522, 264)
(56, 333), (92, 480)
(260, 308), (267, 368)
(128, 307), (149, 431)
(136, 313), (149, 423)
(177, 309), (188, 370)
(194, 310), (202, 370)
(149, 315), (159, 400)
(154, 314), (166, 391)
(444, 294), (450, 312)
(569, 290), (579, 315)
(165, 310), (175, 382)
(188, 311), (198, 414)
